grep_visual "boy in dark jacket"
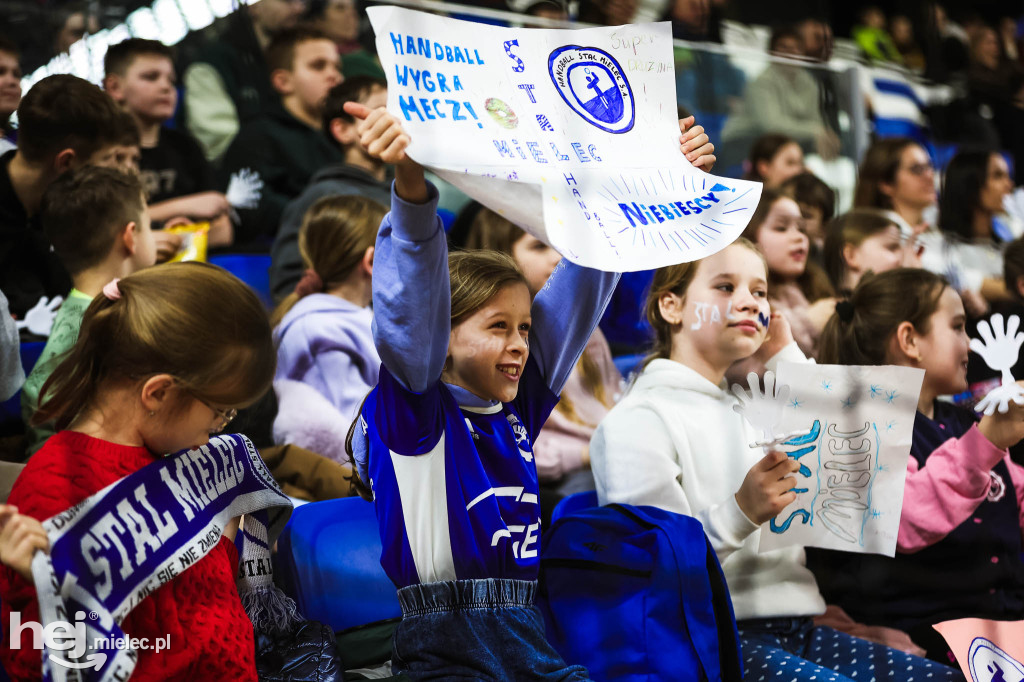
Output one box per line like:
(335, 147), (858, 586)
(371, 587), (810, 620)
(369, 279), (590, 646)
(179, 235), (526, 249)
(269, 76), (391, 299)
(221, 26), (343, 249)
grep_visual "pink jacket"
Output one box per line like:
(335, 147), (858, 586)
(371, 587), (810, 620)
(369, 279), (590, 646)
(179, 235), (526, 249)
(898, 424), (1024, 552)
(534, 329), (623, 482)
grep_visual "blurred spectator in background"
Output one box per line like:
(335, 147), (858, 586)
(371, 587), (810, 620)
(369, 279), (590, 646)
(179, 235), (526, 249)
(221, 26), (343, 249)
(0, 37), (21, 155)
(745, 133), (804, 188)
(666, 0), (721, 43)
(931, 149), (1016, 313)
(305, 0), (363, 55)
(781, 171), (836, 254)
(270, 76), (390, 299)
(890, 15), (926, 72)
(852, 6), (901, 64)
(966, 24), (1024, 181)
(104, 39), (233, 248)
(50, 2), (99, 58)
(999, 16), (1020, 65)
(925, 4), (970, 82)
(797, 16), (832, 62)
(853, 137), (936, 235)
(183, 0), (307, 162)
(722, 25), (839, 170)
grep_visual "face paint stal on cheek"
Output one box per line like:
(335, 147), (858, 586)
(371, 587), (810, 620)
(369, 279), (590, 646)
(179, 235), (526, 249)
(757, 303), (770, 330)
(691, 302), (722, 331)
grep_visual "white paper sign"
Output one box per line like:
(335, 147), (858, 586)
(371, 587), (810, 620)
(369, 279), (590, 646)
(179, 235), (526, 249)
(368, 7), (763, 271)
(756, 363), (925, 556)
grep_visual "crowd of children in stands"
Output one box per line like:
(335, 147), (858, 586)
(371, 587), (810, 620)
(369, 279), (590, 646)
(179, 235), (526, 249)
(0, 1), (1022, 680)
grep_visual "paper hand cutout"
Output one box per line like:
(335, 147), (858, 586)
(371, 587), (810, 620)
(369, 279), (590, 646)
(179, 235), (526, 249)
(970, 313), (1024, 415)
(15, 295), (63, 337)
(732, 371), (789, 445)
(226, 168), (264, 210)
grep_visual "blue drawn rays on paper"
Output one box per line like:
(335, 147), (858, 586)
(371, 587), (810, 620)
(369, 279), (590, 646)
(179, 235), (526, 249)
(788, 397), (803, 409)
(841, 395), (857, 409)
(869, 385), (881, 398)
(593, 167), (750, 254)
(885, 420), (896, 432)
(871, 509), (883, 519)
(885, 390), (898, 404)
(821, 379), (833, 393)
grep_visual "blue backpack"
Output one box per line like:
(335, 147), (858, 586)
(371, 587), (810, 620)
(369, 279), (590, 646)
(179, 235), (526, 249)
(537, 504), (742, 682)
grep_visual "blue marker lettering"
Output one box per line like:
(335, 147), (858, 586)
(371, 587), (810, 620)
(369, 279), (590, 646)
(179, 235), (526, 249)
(564, 173), (577, 186)
(649, 205), (665, 223)
(588, 144), (601, 161)
(419, 98), (436, 120)
(432, 99), (446, 118)
(674, 201), (691, 216)
(390, 33), (403, 55)
(550, 143), (570, 161)
(618, 202), (649, 227)
(571, 142), (591, 162)
(398, 95), (424, 122)
(526, 141), (547, 163)
(416, 37), (430, 57)
(493, 140), (514, 158)
(518, 84), (537, 103)
(658, 205), (675, 220)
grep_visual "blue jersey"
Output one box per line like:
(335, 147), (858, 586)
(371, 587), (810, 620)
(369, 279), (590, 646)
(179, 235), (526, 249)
(355, 181), (620, 589)
(362, 360), (558, 587)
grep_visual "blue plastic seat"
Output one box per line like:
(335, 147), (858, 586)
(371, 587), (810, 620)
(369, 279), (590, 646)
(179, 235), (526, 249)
(208, 254), (273, 309)
(276, 497), (401, 633)
(0, 341), (47, 426)
(550, 490), (599, 525)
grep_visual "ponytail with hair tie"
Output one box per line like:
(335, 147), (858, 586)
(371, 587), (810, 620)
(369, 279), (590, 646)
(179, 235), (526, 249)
(835, 300), (855, 323)
(294, 269), (324, 299)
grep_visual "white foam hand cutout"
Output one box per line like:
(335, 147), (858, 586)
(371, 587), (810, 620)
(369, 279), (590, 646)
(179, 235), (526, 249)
(15, 295), (63, 337)
(970, 313), (1024, 414)
(732, 371), (790, 445)
(226, 168), (264, 210)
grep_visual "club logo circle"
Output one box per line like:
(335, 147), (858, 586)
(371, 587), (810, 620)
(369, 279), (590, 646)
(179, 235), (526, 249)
(548, 45), (634, 134)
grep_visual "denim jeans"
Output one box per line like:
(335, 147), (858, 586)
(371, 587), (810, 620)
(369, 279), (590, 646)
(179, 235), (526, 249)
(392, 578), (590, 681)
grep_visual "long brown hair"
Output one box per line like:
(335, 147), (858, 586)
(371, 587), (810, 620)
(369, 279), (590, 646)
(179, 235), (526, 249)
(818, 268), (948, 366)
(34, 262), (276, 430)
(742, 189), (834, 302)
(853, 137), (919, 211)
(270, 195), (386, 327)
(644, 238), (765, 368)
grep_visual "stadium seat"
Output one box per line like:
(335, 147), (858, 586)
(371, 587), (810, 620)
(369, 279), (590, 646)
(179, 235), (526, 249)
(612, 353), (645, 381)
(550, 490), (599, 525)
(276, 497), (401, 633)
(0, 341), (47, 428)
(208, 254), (273, 309)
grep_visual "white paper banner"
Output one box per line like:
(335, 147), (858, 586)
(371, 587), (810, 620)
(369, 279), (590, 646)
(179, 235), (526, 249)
(757, 363), (925, 556)
(368, 6), (763, 271)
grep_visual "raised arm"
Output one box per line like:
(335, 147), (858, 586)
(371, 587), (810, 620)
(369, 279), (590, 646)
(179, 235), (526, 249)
(347, 103), (449, 393)
(529, 261), (620, 395)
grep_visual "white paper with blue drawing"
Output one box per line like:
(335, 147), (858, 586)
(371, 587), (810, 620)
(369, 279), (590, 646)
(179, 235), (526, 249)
(367, 6), (762, 271)
(751, 363), (924, 556)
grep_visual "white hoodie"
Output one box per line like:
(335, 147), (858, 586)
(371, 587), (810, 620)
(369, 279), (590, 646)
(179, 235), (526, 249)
(590, 357), (826, 621)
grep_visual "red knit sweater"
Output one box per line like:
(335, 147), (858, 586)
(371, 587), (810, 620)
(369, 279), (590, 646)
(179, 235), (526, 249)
(0, 431), (257, 681)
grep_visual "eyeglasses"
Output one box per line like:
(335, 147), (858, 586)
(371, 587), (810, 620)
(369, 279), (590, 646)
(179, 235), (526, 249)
(202, 401), (238, 434)
(902, 162), (935, 177)
(180, 383), (238, 433)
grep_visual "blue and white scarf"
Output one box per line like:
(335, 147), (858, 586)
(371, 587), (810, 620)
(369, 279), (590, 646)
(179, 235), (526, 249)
(28, 434), (296, 682)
